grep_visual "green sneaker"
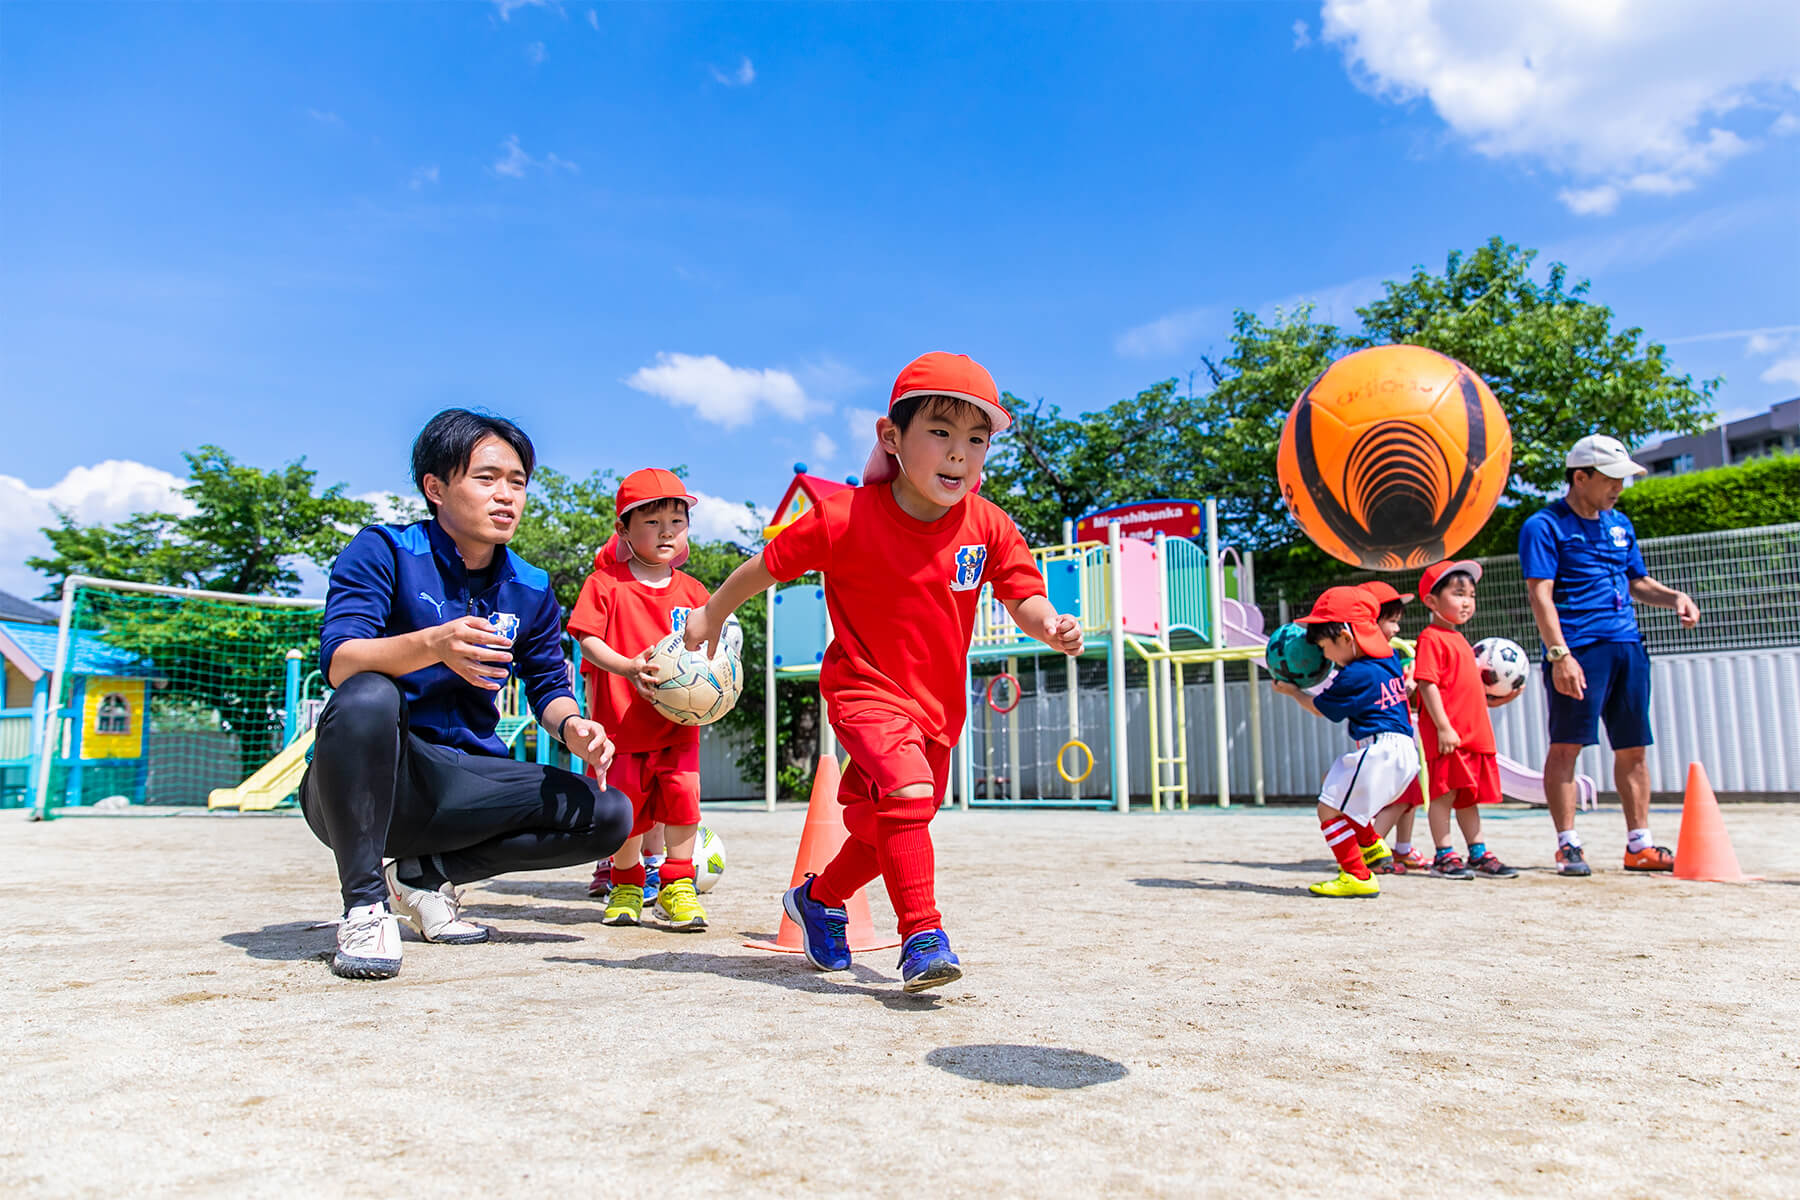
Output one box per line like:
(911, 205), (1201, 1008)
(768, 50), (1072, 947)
(655, 878), (707, 931)
(602, 883), (643, 926)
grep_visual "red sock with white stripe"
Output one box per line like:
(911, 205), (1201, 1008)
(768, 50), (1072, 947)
(1321, 816), (1372, 879)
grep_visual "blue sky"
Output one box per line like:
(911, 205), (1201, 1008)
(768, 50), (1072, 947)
(2, 0), (1796, 599)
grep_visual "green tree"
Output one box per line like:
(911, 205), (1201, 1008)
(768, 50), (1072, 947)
(28, 446), (375, 598)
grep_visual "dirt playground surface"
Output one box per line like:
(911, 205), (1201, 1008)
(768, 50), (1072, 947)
(4, 801), (1797, 1198)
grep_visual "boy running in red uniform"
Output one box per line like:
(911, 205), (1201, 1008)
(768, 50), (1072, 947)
(1273, 587), (1418, 899)
(683, 352), (1083, 992)
(1411, 561), (1520, 878)
(566, 468), (714, 930)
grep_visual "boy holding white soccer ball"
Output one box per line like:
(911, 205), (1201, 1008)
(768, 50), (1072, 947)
(566, 468), (717, 931)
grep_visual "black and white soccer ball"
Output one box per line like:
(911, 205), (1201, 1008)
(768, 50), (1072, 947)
(1472, 637), (1528, 698)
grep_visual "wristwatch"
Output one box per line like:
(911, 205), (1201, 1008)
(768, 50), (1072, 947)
(1546, 645), (1571, 662)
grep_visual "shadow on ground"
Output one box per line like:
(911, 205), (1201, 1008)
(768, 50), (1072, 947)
(544, 950), (944, 1011)
(925, 1044), (1127, 1088)
(221, 922), (333, 963)
(1132, 877), (1309, 897)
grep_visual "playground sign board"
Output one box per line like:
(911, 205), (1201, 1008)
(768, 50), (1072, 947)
(1075, 499), (1203, 544)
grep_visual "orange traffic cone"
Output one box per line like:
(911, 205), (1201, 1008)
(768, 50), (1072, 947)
(745, 755), (900, 954)
(1673, 762), (1747, 882)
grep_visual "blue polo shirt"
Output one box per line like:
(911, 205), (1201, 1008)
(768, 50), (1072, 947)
(1313, 655), (1412, 740)
(1518, 499), (1647, 649)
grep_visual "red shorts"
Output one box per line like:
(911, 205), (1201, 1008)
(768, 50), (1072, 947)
(833, 707), (952, 808)
(602, 742), (702, 836)
(1399, 748), (1501, 809)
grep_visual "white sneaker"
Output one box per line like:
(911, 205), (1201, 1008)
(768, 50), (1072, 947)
(383, 862), (490, 945)
(333, 903), (403, 979)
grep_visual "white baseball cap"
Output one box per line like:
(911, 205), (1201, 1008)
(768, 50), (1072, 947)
(1566, 434), (1647, 479)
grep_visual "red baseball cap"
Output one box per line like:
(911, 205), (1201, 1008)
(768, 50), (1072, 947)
(1359, 580), (1411, 608)
(1418, 559), (1483, 602)
(1297, 585), (1393, 659)
(861, 352), (1013, 487)
(606, 467), (698, 567)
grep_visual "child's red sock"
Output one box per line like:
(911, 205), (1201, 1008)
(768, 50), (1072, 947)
(660, 857), (695, 883)
(613, 861), (647, 888)
(1354, 822), (1381, 848)
(1321, 816), (1372, 880)
(812, 801), (881, 907)
(874, 793), (942, 938)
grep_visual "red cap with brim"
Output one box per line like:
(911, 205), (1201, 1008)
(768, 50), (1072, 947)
(608, 467), (698, 568)
(1297, 585), (1393, 659)
(861, 351), (1012, 489)
(1418, 559), (1483, 602)
(1359, 580), (1411, 607)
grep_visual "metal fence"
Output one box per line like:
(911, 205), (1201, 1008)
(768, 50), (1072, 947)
(1271, 522), (1800, 657)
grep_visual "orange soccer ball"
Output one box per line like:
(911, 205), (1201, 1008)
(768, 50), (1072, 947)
(1276, 344), (1512, 570)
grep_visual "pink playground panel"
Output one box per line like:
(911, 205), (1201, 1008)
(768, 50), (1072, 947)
(1117, 537), (1163, 637)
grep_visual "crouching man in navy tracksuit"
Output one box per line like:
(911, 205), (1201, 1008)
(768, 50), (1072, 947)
(301, 409), (632, 980)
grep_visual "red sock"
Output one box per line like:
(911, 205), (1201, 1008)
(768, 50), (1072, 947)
(613, 861), (646, 887)
(1321, 816), (1372, 879)
(812, 801), (881, 907)
(874, 794), (942, 938)
(1354, 822), (1381, 848)
(661, 857), (695, 883)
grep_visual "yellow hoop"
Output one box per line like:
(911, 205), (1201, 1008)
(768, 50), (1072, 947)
(1056, 739), (1095, 785)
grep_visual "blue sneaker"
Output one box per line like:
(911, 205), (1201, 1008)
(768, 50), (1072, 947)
(643, 855), (663, 905)
(781, 875), (850, 971)
(897, 929), (963, 993)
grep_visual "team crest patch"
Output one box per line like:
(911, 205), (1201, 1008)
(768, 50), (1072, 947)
(670, 606), (691, 633)
(1610, 526), (1629, 548)
(951, 544), (988, 591)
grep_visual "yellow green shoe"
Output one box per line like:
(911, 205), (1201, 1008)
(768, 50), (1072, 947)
(1309, 870), (1380, 899)
(602, 883), (643, 926)
(654, 878), (707, 931)
(1360, 837), (1391, 866)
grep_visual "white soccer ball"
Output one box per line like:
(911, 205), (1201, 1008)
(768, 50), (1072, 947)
(644, 614), (744, 727)
(1472, 636), (1529, 698)
(693, 824), (726, 893)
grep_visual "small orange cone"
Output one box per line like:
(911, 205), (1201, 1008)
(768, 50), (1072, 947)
(1673, 762), (1747, 882)
(745, 755), (899, 954)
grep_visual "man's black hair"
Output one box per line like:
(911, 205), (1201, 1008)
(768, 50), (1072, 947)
(411, 409), (536, 516)
(620, 497), (691, 528)
(1303, 621), (1348, 646)
(1430, 570), (1476, 597)
(1565, 467), (1586, 488)
(1376, 599), (1406, 624)
(888, 393), (993, 435)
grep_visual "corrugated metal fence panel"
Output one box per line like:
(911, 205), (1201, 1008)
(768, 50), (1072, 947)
(701, 645), (1800, 802)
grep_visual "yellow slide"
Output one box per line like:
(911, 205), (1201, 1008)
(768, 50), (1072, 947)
(208, 728), (316, 811)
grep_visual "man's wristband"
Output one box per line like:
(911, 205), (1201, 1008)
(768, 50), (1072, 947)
(557, 713), (578, 744)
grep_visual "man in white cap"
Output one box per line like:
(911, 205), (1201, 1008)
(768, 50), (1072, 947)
(1519, 434), (1701, 877)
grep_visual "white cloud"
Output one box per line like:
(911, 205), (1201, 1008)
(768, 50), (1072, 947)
(1759, 357), (1800, 386)
(1114, 306), (1220, 358)
(354, 491), (426, 525)
(493, 0), (557, 20)
(526, 41), (548, 65)
(0, 461), (191, 601)
(710, 56), (756, 87)
(409, 164), (440, 190)
(1319, 0), (1800, 214)
(491, 134), (579, 179)
(844, 407), (883, 447)
(809, 432), (838, 464)
(306, 108), (342, 126)
(687, 491), (770, 545)
(625, 353), (815, 428)
(586, 9), (598, 30)
(1774, 112), (1800, 137)
(1292, 19), (1312, 49)
(1664, 323), (1800, 346)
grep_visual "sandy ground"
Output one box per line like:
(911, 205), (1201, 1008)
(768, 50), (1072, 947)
(4, 801), (1798, 1199)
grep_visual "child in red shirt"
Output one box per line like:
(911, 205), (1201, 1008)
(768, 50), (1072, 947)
(683, 352), (1083, 992)
(1412, 560), (1520, 879)
(565, 468), (715, 930)
(1359, 580), (1432, 873)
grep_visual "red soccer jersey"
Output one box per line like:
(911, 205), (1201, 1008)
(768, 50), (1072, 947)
(761, 483), (1046, 744)
(566, 561), (711, 753)
(1411, 622), (1496, 758)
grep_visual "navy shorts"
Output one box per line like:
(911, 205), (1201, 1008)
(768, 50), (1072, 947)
(1544, 640), (1654, 749)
